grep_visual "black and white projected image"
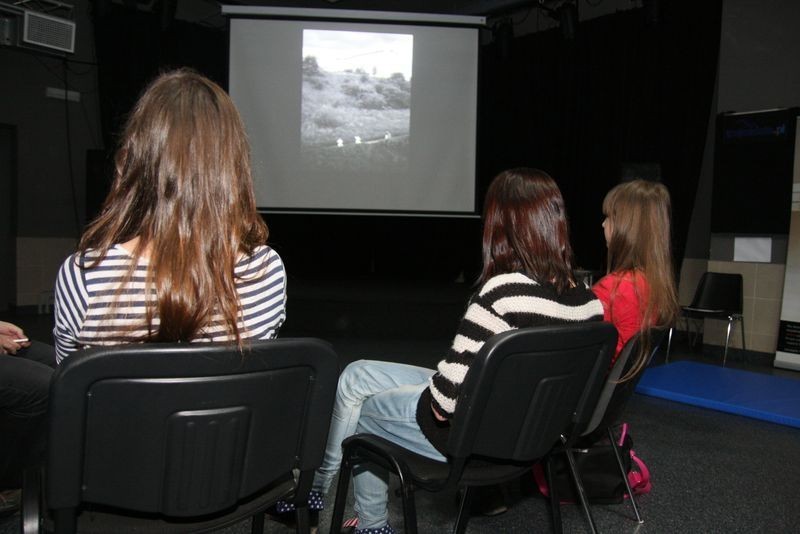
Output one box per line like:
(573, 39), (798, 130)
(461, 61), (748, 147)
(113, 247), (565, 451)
(301, 29), (413, 172)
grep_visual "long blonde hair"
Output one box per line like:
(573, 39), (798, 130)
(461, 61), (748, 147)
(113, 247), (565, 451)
(79, 68), (267, 344)
(603, 179), (679, 379)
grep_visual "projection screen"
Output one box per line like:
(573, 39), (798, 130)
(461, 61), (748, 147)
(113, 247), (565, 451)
(223, 7), (484, 215)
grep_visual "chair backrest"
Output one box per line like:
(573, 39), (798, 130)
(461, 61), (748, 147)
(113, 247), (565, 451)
(689, 272), (743, 314)
(45, 338), (338, 517)
(446, 322), (617, 462)
(583, 328), (667, 436)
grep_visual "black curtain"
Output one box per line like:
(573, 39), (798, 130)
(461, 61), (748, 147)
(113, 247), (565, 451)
(478, 0), (723, 273)
(86, 1), (722, 282)
(91, 1), (226, 151)
(87, 0), (226, 223)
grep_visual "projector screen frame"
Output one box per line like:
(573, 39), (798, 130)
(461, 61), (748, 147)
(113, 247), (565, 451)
(221, 6), (487, 27)
(223, 6), (485, 218)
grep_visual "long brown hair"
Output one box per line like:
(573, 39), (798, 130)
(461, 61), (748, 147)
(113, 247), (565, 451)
(80, 68), (267, 344)
(479, 168), (575, 292)
(603, 179), (679, 379)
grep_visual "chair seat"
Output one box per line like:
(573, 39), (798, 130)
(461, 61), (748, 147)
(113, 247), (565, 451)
(348, 434), (535, 489)
(682, 306), (726, 314)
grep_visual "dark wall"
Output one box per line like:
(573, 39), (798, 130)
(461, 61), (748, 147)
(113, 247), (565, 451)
(0, 125), (16, 310)
(718, 1), (800, 113)
(0, 0), (102, 238)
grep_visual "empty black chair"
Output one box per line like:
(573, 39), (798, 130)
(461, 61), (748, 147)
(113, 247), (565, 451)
(329, 322), (617, 534)
(22, 338), (339, 534)
(668, 272), (745, 365)
(558, 328), (667, 526)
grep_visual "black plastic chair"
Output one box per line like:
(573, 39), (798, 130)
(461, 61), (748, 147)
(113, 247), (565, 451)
(667, 272), (745, 365)
(560, 328), (667, 526)
(329, 322), (618, 534)
(22, 338), (339, 534)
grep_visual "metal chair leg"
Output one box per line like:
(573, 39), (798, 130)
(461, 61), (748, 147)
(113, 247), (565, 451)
(564, 448), (598, 534)
(251, 511), (265, 534)
(739, 314), (746, 352)
(607, 426), (643, 524)
(687, 316), (696, 347)
(22, 468), (43, 534)
(294, 507), (309, 534)
(724, 318), (733, 367)
(545, 456), (563, 534)
(453, 487), (472, 534)
(330, 454), (354, 534)
(397, 468), (419, 534)
(666, 327), (673, 363)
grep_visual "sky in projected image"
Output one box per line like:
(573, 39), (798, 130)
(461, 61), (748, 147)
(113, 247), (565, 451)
(303, 30), (413, 79)
(300, 29), (414, 172)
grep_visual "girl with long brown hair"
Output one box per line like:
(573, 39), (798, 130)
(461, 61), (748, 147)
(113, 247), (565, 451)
(592, 179), (679, 379)
(53, 69), (286, 362)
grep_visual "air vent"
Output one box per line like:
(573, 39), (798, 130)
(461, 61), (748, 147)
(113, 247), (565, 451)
(23, 10), (74, 53)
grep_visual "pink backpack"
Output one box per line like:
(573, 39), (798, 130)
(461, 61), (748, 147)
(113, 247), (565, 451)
(533, 423), (651, 503)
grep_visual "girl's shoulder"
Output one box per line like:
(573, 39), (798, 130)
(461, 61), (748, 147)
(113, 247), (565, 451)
(478, 272), (597, 305)
(60, 246), (131, 271)
(594, 270), (649, 298)
(235, 244), (284, 273)
(476, 271), (540, 298)
(596, 269), (645, 287)
(251, 244), (281, 262)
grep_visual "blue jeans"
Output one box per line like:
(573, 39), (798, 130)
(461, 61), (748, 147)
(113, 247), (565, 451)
(312, 360), (445, 530)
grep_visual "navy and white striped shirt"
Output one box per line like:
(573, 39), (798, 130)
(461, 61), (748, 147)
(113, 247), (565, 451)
(53, 244), (286, 363)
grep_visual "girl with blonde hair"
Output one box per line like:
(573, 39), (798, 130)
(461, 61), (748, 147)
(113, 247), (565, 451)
(593, 179), (679, 379)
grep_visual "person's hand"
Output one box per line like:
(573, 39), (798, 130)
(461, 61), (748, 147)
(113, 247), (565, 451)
(431, 403), (448, 422)
(0, 321), (30, 355)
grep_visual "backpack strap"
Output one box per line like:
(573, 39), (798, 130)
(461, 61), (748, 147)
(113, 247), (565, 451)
(617, 422), (629, 446)
(627, 449), (652, 494)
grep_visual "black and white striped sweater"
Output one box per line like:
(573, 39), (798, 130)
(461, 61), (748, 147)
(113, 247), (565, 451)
(424, 271), (604, 428)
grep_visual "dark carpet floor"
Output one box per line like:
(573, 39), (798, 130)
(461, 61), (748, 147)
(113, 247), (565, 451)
(2, 278), (799, 533)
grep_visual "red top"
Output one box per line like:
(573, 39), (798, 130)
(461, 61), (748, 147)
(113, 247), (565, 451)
(592, 271), (650, 363)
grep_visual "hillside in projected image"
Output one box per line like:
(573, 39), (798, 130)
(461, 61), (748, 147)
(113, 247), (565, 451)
(301, 29), (412, 172)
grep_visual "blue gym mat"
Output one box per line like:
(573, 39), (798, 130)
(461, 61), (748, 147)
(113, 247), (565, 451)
(635, 361), (800, 428)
